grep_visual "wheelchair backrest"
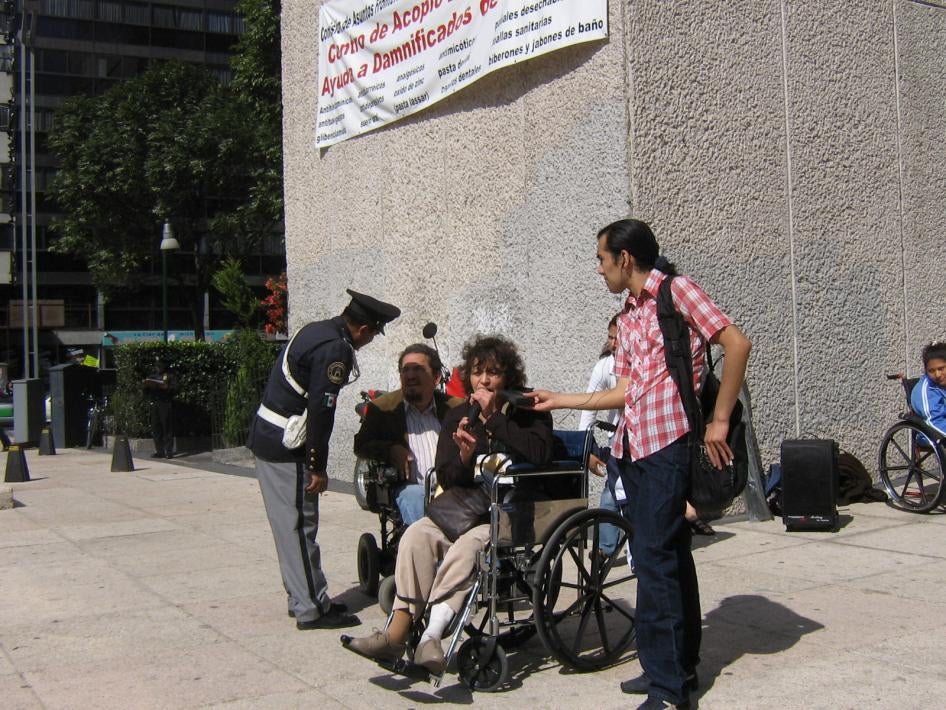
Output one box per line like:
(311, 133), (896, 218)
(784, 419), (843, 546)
(553, 429), (587, 464)
(902, 377), (919, 410)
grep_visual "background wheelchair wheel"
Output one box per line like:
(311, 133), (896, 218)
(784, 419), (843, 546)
(456, 636), (507, 692)
(353, 459), (371, 511)
(878, 421), (946, 513)
(377, 574), (396, 615)
(533, 508), (637, 671)
(357, 533), (380, 596)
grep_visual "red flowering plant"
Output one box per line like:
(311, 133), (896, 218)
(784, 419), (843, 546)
(261, 272), (288, 335)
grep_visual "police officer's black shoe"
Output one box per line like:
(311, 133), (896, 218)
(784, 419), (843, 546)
(296, 608), (360, 630)
(288, 601), (347, 618)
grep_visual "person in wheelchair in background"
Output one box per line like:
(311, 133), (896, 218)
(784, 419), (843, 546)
(343, 334), (553, 676)
(912, 341), (946, 438)
(354, 343), (464, 525)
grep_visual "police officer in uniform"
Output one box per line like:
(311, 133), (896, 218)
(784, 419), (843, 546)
(248, 289), (400, 630)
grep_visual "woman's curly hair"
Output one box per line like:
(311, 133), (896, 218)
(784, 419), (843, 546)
(459, 335), (527, 395)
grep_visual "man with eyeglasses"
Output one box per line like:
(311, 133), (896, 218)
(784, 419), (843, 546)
(248, 289), (400, 630)
(354, 343), (464, 525)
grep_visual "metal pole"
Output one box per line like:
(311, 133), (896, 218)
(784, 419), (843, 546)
(162, 249), (168, 342)
(18, 37), (28, 379)
(29, 42), (37, 377)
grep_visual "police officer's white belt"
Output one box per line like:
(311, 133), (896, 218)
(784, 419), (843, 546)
(257, 403), (289, 429)
(257, 403), (307, 449)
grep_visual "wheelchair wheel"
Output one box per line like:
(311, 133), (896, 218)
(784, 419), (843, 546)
(353, 458), (371, 511)
(357, 533), (380, 596)
(878, 421), (946, 513)
(456, 636), (508, 692)
(377, 574), (396, 615)
(533, 508), (637, 672)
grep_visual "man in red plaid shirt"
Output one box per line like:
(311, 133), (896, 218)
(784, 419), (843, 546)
(532, 218), (751, 710)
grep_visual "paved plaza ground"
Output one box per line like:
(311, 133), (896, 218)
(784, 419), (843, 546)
(1, 447), (944, 709)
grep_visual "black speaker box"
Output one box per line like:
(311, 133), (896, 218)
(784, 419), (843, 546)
(780, 439), (839, 532)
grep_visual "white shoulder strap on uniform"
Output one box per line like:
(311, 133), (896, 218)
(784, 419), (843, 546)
(281, 329), (308, 398)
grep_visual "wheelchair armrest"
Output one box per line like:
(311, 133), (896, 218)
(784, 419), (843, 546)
(506, 461), (583, 474)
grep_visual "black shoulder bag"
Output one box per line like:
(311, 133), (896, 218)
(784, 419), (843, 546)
(656, 276), (748, 513)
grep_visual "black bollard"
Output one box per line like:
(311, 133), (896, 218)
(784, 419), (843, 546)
(110, 435), (135, 472)
(4, 445), (30, 482)
(38, 428), (56, 455)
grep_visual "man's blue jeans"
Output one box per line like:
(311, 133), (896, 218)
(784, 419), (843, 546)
(394, 483), (426, 526)
(620, 437), (701, 705)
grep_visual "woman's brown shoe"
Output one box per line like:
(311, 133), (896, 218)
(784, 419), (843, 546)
(341, 629), (406, 662)
(413, 638), (446, 676)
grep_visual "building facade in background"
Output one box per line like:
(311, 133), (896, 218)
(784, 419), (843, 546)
(283, 0), (946, 472)
(0, 0), (285, 378)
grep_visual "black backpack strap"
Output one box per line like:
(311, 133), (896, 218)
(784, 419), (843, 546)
(656, 275), (703, 440)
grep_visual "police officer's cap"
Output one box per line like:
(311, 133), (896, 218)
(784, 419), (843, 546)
(345, 289), (401, 334)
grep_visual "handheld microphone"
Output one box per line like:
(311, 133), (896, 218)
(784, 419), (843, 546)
(465, 401), (482, 430)
(498, 389), (534, 408)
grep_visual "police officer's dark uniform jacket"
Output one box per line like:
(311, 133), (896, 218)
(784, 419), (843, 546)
(248, 316), (354, 469)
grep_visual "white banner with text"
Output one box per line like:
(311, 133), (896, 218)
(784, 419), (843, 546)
(316, 0), (608, 147)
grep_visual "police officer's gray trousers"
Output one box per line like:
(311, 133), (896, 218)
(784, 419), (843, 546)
(256, 458), (331, 622)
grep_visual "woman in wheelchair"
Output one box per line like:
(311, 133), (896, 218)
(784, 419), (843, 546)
(343, 335), (553, 676)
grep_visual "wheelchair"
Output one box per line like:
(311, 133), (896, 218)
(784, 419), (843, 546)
(353, 458), (407, 606)
(358, 425), (637, 692)
(878, 375), (946, 512)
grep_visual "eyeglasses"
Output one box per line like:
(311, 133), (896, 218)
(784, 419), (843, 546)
(399, 364), (431, 376)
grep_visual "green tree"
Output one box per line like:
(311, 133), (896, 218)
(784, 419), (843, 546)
(226, 0), (284, 236)
(48, 62), (263, 339)
(212, 257), (259, 328)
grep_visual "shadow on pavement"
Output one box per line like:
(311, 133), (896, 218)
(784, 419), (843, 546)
(697, 594), (823, 699)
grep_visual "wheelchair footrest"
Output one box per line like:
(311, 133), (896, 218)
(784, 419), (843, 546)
(378, 657), (432, 682)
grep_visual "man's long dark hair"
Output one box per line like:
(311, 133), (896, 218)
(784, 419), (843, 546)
(598, 218), (677, 275)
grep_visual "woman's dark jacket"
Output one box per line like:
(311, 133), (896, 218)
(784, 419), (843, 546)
(434, 401), (554, 490)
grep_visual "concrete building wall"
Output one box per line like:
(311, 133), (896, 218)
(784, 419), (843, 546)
(282, 0), (946, 482)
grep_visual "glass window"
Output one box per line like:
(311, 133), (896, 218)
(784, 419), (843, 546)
(40, 0), (93, 19)
(151, 27), (203, 50)
(124, 2), (149, 25)
(123, 56), (149, 77)
(96, 55), (121, 78)
(0, 46), (13, 73)
(41, 0), (70, 17)
(153, 4), (202, 31)
(38, 49), (69, 73)
(95, 22), (148, 44)
(67, 51), (90, 76)
(97, 0), (121, 22)
(36, 17), (95, 41)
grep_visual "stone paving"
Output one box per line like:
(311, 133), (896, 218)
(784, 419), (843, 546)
(1, 448), (944, 709)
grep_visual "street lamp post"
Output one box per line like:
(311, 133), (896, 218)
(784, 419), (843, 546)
(160, 222), (180, 343)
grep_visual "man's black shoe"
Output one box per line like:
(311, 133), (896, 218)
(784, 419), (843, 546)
(621, 671), (698, 695)
(296, 609), (360, 630)
(150, 452), (164, 458)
